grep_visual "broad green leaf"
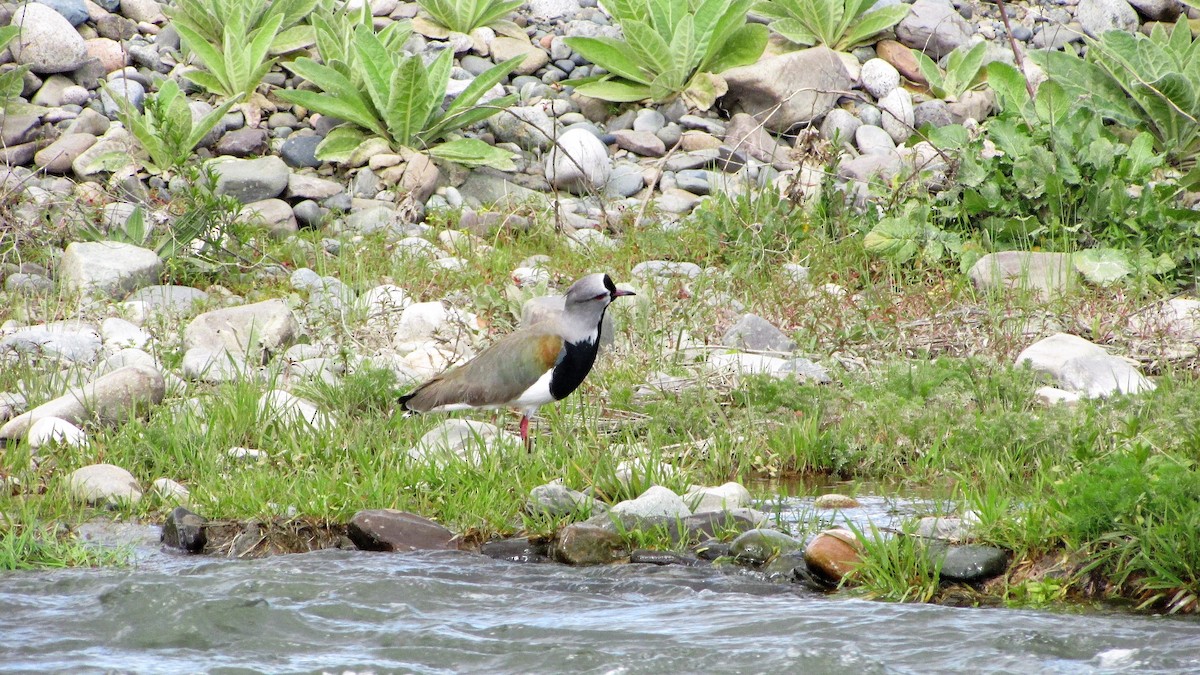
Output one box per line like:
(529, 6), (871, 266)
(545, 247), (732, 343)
(563, 37), (650, 84)
(671, 15), (699, 78)
(864, 217), (919, 262)
(838, 4), (909, 51)
(186, 97), (239, 150)
(913, 49), (943, 94)
(649, 0), (687, 43)
(574, 79), (655, 102)
(271, 25), (316, 54)
(623, 20), (674, 74)
(276, 87), (386, 137)
(181, 70), (228, 98)
(425, 93), (517, 142)
(1073, 248), (1133, 284)
(1033, 80), (1071, 125)
(984, 62), (1030, 115)
(353, 25), (396, 113)
(428, 137), (517, 169)
(315, 126), (368, 162)
(444, 56), (524, 118)
(473, 0), (522, 31)
(703, 23), (767, 74)
(770, 17), (817, 46)
(420, 49), (454, 130)
(683, 71), (727, 110)
(384, 55), (427, 146)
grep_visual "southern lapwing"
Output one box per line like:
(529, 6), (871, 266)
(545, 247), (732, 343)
(398, 273), (634, 450)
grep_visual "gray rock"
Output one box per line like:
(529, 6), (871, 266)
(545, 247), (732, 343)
(914, 100), (954, 128)
(407, 419), (519, 466)
(1076, 0), (1139, 37)
(67, 463), (142, 505)
(610, 485), (691, 519)
(60, 241), (162, 299)
(722, 314), (796, 353)
(37, 0), (90, 25)
(631, 260), (703, 280)
(480, 537), (550, 563)
(878, 88), (914, 143)
(344, 205), (397, 234)
(123, 284), (209, 317)
(5, 273), (55, 295)
(933, 544), (1008, 582)
(896, 0), (974, 60)
(860, 58), (900, 99)
(674, 169), (711, 195)
(683, 482), (753, 513)
(119, 0), (166, 23)
(2, 114), (42, 147)
(552, 523), (627, 565)
(66, 108), (111, 136)
(10, 3), (88, 74)
(458, 167), (543, 207)
(0, 321), (102, 364)
(656, 188), (703, 214)
(161, 506), (207, 553)
(0, 365), (165, 441)
(211, 156), (290, 203)
(100, 77), (146, 117)
(967, 251), (1076, 298)
(527, 481), (599, 519)
(633, 108), (666, 133)
(28, 416), (88, 449)
(258, 390), (334, 431)
(214, 127), (269, 157)
(855, 124), (897, 156)
(722, 47), (851, 132)
(838, 153), (903, 183)
(95, 347), (157, 376)
(490, 36), (549, 75)
(820, 108), (862, 145)
(34, 133), (98, 174)
(612, 129), (665, 157)
(1126, 0), (1181, 21)
(605, 161), (644, 197)
(729, 528), (804, 565)
(487, 104), (556, 150)
(183, 299), (298, 361)
(916, 514), (979, 542)
(0, 392), (28, 425)
(545, 127), (611, 194)
(348, 509), (458, 552)
(706, 353), (831, 383)
(181, 347), (252, 382)
(724, 113), (791, 168)
(280, 134), (323, 168)
(244, 198), (297, 238)
(1016, 333), (1155, 397)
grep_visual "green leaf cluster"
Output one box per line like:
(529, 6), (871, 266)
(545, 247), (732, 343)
(166, 0), (318, 56)
(864, 204), (963, 264)
(755, 0), (909, 51)
(109, 79), (235, 175)
(416, 0), (522, 34)
(277, 23), (523, 168)
(913, 41), (986, 100)
(76, 204), (210, 261)
(1028, 19), (1200, 169)
(173, 0), (293, 101)
(564, 0), (767, 109)
(0, 26), (31, 107)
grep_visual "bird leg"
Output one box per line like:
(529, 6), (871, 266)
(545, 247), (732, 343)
(520, 414), (532, 452)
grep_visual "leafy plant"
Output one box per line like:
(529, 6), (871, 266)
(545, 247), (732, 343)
(913, 41), (987, 100)
(278, 24), (523, 168)
(864, 204), (964, 265)
(174, 5), (286, 101)
(109, 79), (235, 175)
(416, 0), (522, 34)
(1027, 19), (1200, 170)
(165, 0), (318, 56)
(77, 205), (210, 260)
(755, 0), (910, 52)
(311, 3), (413, 91)
(0, 26), (31, 107)
(564, 0), (768, 109)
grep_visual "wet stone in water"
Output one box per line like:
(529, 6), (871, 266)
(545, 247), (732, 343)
(161, 506), (207, 554)
(480, 537), (551, 564)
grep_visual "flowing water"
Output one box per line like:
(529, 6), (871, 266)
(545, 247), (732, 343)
(2, 496), (1198, 674)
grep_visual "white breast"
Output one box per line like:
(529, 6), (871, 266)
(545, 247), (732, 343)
(513, 368), (555, 411)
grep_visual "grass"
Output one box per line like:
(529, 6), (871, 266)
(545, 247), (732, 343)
(2, 186), (1200, 614)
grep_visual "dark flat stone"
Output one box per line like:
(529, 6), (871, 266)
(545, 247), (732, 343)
(347, 509), (458, 553)
(160, 506), (207, 553)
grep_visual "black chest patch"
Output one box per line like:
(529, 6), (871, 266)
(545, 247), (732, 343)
(549, 319), (605, 401)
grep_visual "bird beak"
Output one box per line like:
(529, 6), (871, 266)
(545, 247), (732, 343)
(612, 289), (636, 298)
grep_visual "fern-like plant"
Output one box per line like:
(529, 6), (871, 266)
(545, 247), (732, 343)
(278, 24), (523, 168)
(564, 0), (767, 109)
(109, 80), (235, 175)
(416, 0), (522, 34)
(754, 0), (909, 52)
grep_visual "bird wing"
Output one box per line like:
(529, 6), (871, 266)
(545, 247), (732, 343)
(399, 327), (564, 412)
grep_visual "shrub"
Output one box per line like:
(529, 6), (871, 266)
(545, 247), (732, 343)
(415, 0), (522, 34)
(173, 0), (296, 101)
(109, 79), (235, 175)
(754, 0), (909, 52)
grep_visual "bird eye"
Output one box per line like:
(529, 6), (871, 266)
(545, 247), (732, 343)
(593, 292), (609, 301)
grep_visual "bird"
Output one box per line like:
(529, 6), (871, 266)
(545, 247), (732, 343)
(398, 273), (635, 451)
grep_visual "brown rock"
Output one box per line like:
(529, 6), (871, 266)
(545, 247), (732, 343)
(35, 133), (98, 174)
(552, 523), (628, 565)
(680, 130), (722, 152)
(490, 36), (549, 75)
(721, 46), (851, 132)
(876, 39), (926, 85)
(612, 129), (666, 157)
(804, 527), (862, 583)
(812, 493), (861, 509)
(723, 113), (793, 169)
(347, 509), (459, 552)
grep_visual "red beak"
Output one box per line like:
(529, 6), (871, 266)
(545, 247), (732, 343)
(612, 289), (636, 298)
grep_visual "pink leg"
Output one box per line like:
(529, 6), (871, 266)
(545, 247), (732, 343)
(520, 414), (532, 452)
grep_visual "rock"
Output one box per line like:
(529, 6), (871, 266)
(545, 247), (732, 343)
(630, 549), (697, 566)
(211, 156), (290, 203)
(60, 241), (162, 299)
(876, 39), (925, 84)
(1016, 333), (1154, 398)
(490, 36), (549, 75)
(605, 162), (645, 197)
(527, 0), (581, 19)
(258, 390), (334, 431)
(1076, 0), (1139, 36)
(119, 0), (166, 23)
(612, 129), (666, 157)
(0, 321), (102, 364)
(0, 392), (26, 424)
(480, 537), (550, 563)
(161, 506), (206, 553)
(5, 273), (55, 296)
(101, 317), (151, 351)
(631, 260), (703, 280)
(280, 134), (323, 168)
(487, 105), (556, 151)
(527, 481), (600, 519)
(73, 127), (138, 178)
(684, 482), (752, 513)
(34, 133), (98, 174)
(820, 108), (861, 145)
(124, 284), (209, 318)
(915, 514), (979, 542)
(896, 0), (974, 60)
(545, 127), (611, 194)
(878, 88), (914, 143)
(28, 417), (87, 449)
(214, 127), (268, 157)
(656, 188), (703, 214)
(813, 493), (861, 509)
(100, 77), (146, 117)
(804, 528), (862, 583)
(721, 314), (796, 353)
(933, 544), (1008, 582)
(722, 46), (851, 132)
(729, 528), (804, 565)
(705, 353), (831, 382)
(860, 58), (900, 99)
(407, 419), (519, 465)
(1127, 0), (1182, 21)
(347, 509), (458, 552)
(183, 299), (298, 361)
(967, 251), (1076, 298)
(10, 3), (89, 74)
(151, 477), (191, 505)
(0, 365), (165, 441)
(613, 457), (680, 491)
(552, 523), (627, 565)
(244, 198), (298, 238)
(362, 284), (411, 319)
(723, 113), (791, 168)
(67, 463), (142, 505)
(914, 100), (954, 128)
(610, 485), (692, 519)
(39, 0), (90, 25)
(669, 511), (757, 544)
(1034, 386), (1083, 407)
(856, 124), (897, 156)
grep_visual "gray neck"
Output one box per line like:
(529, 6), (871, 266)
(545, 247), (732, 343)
(559, 303), (607, 344)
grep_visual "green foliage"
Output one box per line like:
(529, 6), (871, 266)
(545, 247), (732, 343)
(0, 518), (130, 570)
(416, 0), (522, 34)
(311, 3), (413, 91)
(174, 0), (289, 101)
(913, 41), (987, 100)
(165, 0), (318, 56)
(278, 24), (523, 168)
(1054, 445), (1200, 613)
(864, 204), (963, 265)
(1028, 19), (1200, 169)
(755, 0), (910, 51)
(0, 26), (31, 106)
(564, 0), (767, 109)
(922, 62), (1200, 281)
(109, 79), (235, 175)
(847, 525), (943, 602)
